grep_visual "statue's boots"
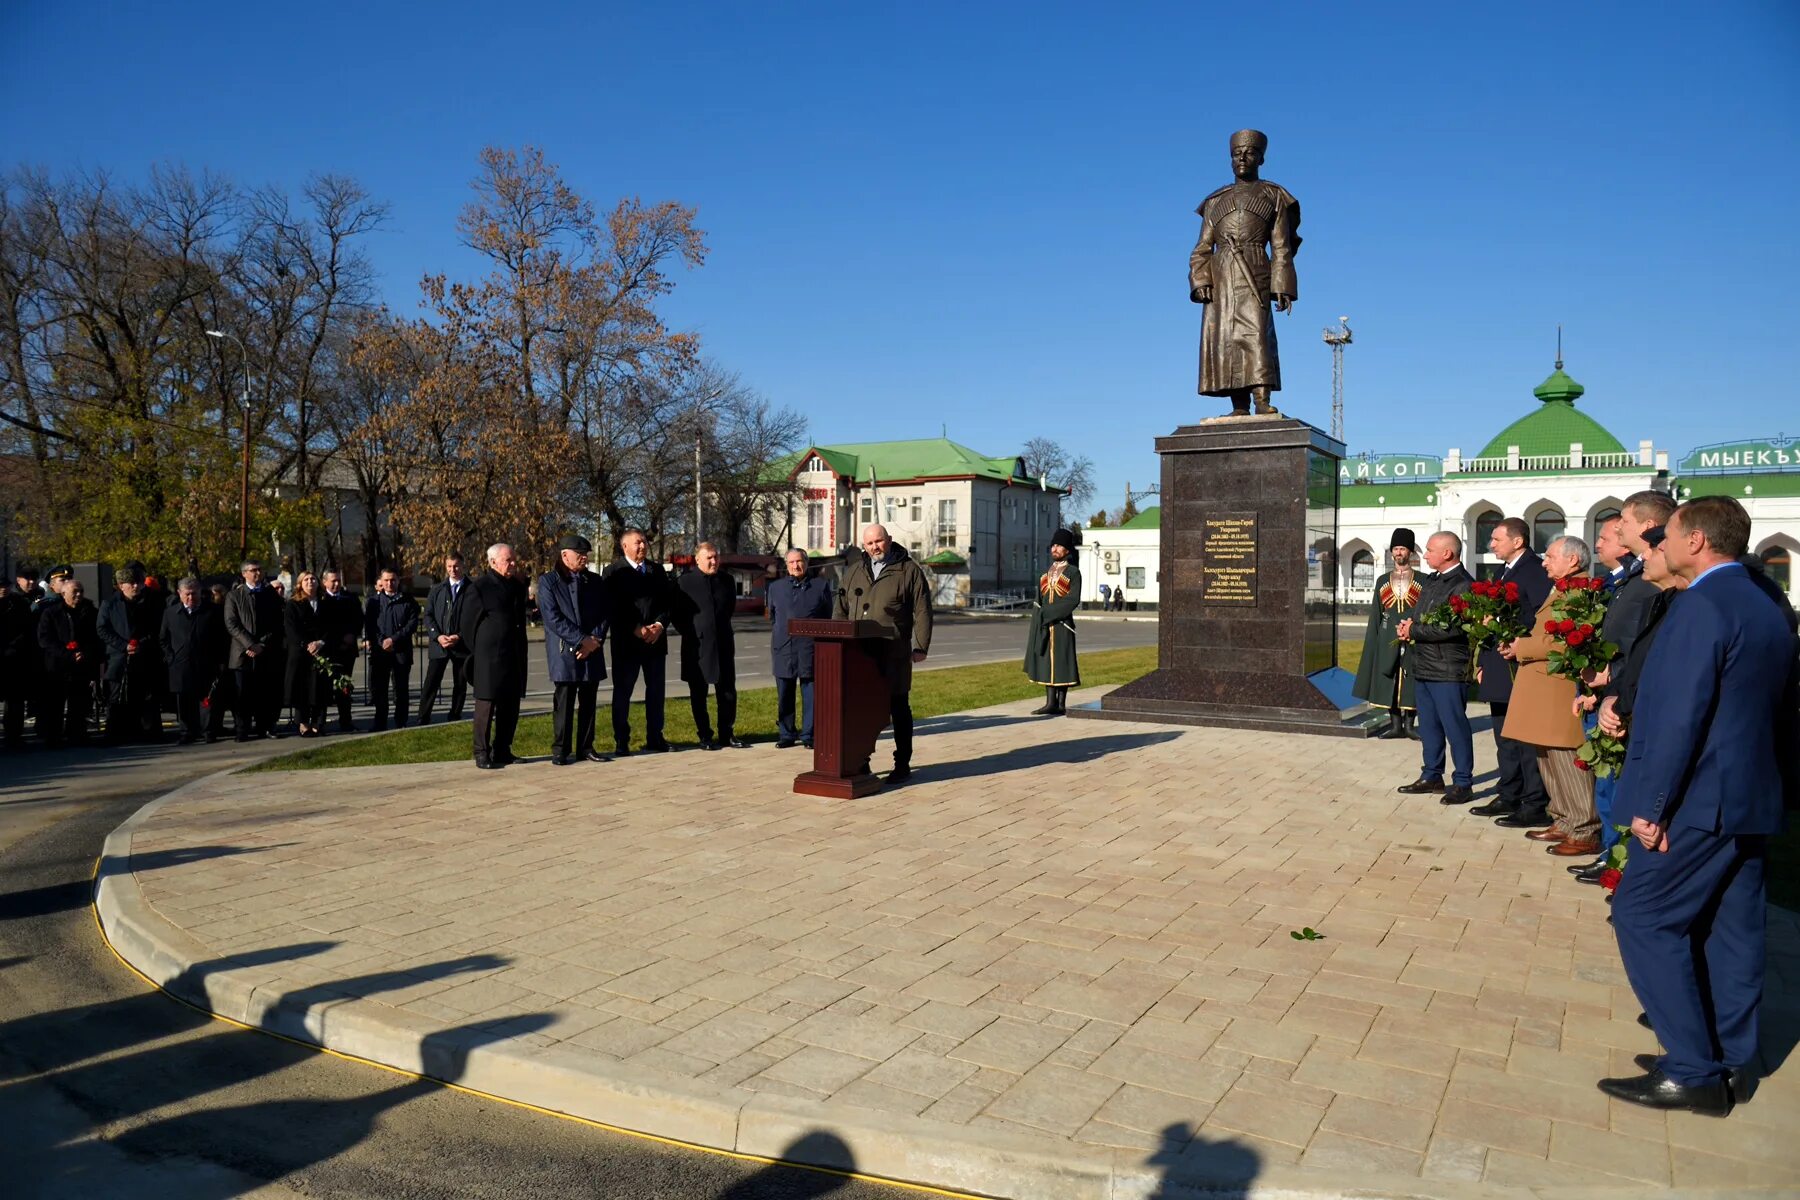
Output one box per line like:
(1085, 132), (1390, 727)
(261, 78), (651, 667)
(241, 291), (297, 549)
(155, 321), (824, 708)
(1252, 388), (1280, 416)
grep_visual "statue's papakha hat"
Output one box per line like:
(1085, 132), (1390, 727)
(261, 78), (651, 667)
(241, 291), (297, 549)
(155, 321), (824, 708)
(1229, 129), (1269, 152)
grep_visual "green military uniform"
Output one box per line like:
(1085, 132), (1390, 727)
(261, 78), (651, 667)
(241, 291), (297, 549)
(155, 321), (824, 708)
(1351, 527), (1420, 739)
(1025, 529), (1081, 714)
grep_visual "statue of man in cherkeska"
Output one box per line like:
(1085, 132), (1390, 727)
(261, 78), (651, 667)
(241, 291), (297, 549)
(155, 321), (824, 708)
(1189, 129), (1302, 417)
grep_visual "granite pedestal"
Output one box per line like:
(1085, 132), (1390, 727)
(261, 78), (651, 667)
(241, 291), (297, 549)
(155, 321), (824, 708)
(1072, 415), (1381, 737)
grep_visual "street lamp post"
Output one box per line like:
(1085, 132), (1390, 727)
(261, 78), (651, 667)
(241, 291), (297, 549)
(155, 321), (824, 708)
(205, 329), (252, 562)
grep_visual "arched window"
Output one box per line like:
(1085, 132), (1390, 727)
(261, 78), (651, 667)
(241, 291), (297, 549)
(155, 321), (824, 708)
(1474, 509), (1503, 551)
(1532, 509), (1566, 553)
(1350, 549), (1376, 589)
(1762, 545), (1792, 594)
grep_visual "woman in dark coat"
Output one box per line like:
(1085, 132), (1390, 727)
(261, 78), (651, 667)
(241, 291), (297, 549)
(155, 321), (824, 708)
(283, 572), (334, 737)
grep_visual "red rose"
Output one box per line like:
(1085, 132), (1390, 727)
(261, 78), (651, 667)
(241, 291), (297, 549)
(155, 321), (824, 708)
(66, 640), (79, 651)
(1568, 630), (1586, 646)
(1588, 578), (1604, 592)
(1574, 756), (1590, 772)
(1599, 868), (1623, 892)
(1504, 582), (1520, 602)
(1543, 619), (1558, 634)
(1555, 577), (1571, 592)
(1579, 623), (1594, 637)
(127, 638), (139, 651)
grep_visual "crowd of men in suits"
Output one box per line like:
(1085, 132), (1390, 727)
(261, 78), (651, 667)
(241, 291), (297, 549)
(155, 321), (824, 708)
(1360, 491), (1799, 1118)
(0, 555), (472, 749)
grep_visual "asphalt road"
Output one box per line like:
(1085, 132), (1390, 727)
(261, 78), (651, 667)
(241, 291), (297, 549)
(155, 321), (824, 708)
(0, 771), (920, 1199)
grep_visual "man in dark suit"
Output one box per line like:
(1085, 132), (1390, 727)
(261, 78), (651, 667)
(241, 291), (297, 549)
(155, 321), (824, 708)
(97, 566), (166, 742)
(1395, 533), (1477, 804)
(418, 552), (471, 725)
(223, 560), (287, 741)
(766, 548), (833, 749)
(160, 576), (226, 743)
(363, 568), (420, 730)
(676, 542), (743, 750)
(603, 528), (673, 756)
(458, 543), (529, 769)
(1, 568), (42, 748)
(1602, 496), (1796, 1115)
(537, 535), (609, 765)
(320, 570), (361, 733)
(1467, 517), (1554, 827)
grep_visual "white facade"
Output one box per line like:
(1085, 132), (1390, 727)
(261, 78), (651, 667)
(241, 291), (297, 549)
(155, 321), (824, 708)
(1078, 519), (1161, 607)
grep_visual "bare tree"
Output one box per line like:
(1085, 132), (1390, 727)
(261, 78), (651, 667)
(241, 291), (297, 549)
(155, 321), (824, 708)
(1021, 436), (1095, 513)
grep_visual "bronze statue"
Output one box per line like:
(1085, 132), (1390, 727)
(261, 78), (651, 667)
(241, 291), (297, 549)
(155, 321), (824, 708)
(1189, 129), (1301, 416)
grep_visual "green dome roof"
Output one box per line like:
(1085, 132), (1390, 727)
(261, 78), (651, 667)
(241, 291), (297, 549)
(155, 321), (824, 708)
(1475, 361), (1626, 460)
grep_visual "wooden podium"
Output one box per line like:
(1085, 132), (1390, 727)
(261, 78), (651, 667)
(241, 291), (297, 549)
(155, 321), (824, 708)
(790, 619), (895, 798)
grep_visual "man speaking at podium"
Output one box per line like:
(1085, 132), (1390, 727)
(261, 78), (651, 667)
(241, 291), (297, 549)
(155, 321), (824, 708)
(836, 524), (933, 785)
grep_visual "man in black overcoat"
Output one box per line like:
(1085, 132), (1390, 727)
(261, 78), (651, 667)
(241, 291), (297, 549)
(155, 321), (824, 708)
(97, 565), (166, 742)
(676, 542), (743, 749)
(766, 548), (832, 748)
(603, 528), (673, 756)
(37, 575), (101, 747)
(161, 575), (226, 743)
(458, 543), (529, 769)
(419, 551), (472, 725)
(1467, 517), (1554, 828)
(1, 568), (42, 747)
(364, 568), (420, 730)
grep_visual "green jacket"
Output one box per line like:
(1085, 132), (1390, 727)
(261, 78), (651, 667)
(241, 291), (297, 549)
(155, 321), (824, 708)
(836, 543), (934, 696)
(1351, 570), (1418, 710)
(1024, 560), (1080, 687)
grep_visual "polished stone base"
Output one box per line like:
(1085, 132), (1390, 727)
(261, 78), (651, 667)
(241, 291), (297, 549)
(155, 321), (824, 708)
(1069, 667), (1384, 738)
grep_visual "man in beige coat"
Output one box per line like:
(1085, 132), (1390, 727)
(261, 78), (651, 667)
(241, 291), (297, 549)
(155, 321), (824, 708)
(836, 524), (933, 784)
(1500, 535), (1599, 856)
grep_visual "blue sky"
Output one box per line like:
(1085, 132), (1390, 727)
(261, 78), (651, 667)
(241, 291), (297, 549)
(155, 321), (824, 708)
(5, 1), (1797, 515)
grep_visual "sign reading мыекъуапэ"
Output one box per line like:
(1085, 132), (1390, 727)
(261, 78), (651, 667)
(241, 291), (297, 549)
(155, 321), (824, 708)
(1200, 514), (1257, 605)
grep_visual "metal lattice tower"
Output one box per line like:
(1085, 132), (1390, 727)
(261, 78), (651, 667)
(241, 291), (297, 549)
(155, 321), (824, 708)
(1322, 317), (1353, 442)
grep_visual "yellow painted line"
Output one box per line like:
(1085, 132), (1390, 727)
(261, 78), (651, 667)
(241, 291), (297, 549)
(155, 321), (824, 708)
(87, 856), (994, 1200)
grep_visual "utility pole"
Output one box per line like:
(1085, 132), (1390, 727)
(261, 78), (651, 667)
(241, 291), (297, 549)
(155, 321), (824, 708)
(694, 425), (703, 544)
(1322, 317), (1352, 443)
(206, 329), (252, 561)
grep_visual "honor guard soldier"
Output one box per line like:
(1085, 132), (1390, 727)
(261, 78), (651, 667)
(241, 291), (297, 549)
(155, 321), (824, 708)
(1024, 529), (1081, 715)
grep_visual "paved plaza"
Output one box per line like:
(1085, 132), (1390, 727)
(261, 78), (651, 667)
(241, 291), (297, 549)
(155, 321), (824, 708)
(97, 691), (1800, 1198)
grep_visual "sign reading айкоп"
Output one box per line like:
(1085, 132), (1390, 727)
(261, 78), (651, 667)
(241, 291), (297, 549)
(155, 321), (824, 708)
(1338, 453), (1441, 482)
(1201, 513), (1258, 605)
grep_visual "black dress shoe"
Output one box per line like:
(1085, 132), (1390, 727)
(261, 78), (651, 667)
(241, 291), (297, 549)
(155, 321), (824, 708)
(614, 746), (634, 757)
(776, 739), (797, 749)
(700, 741), (721, 751)
(1597, 1068), (1731, 1115)
(493, 751), (519, 766)
(1566, 858), (1602, 874)
(475, 755), (498, 769)
(887, 764), (912, 785)
(236, 732), (252, 744)
(643, 740), (672, 753)
(1632, 1054), (1757, 1102)
(1495, 809), (1554, 829)
(725, 737), (750, 749)
(550, 755), (571, 766)
(1439, 786), (1476, 805)
(583, 751), (611, 763)
(802, 738), (813, 749)
(1396, 776), (1445, 795)
(1468, 798), (1515, 817)
(1637, 1011), (1652, 1030)
(1572, 861), (1608, 884)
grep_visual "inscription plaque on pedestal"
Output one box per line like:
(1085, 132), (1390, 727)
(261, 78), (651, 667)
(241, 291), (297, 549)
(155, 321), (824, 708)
(1200, 514), (1257, 605)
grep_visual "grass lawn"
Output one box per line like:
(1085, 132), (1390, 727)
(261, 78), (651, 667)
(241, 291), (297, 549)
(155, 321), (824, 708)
(251, 645), (1158, 772)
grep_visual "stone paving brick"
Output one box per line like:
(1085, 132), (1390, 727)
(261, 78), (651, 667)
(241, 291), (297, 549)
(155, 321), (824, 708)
(117, 695), (1800, 1192)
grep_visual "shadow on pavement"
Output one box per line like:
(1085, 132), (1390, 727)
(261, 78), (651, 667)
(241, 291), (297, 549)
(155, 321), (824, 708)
(910, 712), (1041, 736)
(0, 843), (283, 921)
(713, 1130), (857, 1198)
(1143, 1122), (1263, 1198)
(919, 731), (1184, 784)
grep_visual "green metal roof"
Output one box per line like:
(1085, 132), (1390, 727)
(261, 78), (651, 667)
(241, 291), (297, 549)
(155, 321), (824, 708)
(1118, 506), (1161, 529)
(1339, 482), (1439, 508)
(921, 550), (968, 566)
(1677, 474), (1800, 499)
(1475, 362), (1627, 460)
(771, 438), (1058, 489)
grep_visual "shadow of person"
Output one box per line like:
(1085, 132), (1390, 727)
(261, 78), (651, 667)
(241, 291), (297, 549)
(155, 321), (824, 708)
(0, 940), (336, 1082)
(0, 843), (285, 921)
(61, 1016), (559, 1200)
(914, 731), (1184, 785)
(1141, 1121), (1262, 1199)
(17, 952), (515, 1124)
(713, 1130), (857, 1199)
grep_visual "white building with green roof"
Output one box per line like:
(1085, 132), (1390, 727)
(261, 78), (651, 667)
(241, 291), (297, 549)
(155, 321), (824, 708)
(1335, 359), (1796, 604)
(760, 438), (1066, 606)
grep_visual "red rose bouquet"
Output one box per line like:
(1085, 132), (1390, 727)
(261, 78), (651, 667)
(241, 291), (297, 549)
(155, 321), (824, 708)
(1539, 575), (1626, 777)
(1417, 578), (1531, 667)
